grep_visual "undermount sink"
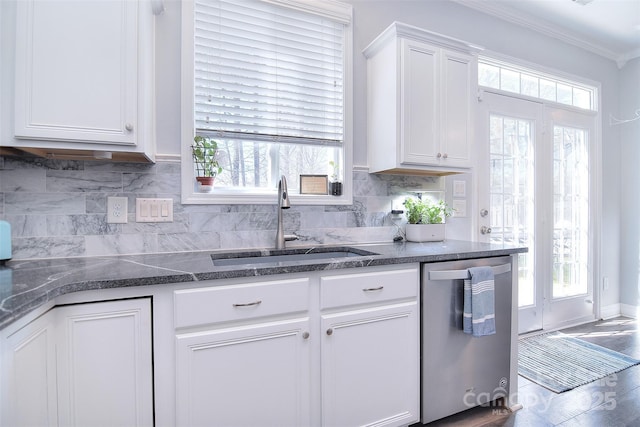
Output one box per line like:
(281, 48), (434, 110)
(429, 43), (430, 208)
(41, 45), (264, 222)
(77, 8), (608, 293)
(211, 247), (379, 267)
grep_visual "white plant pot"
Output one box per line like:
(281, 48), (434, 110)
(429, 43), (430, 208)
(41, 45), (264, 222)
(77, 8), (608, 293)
(405, 223), (445, 242)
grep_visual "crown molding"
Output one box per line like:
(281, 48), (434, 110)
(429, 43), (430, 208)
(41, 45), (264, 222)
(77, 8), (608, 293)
(451, 0), (637, 68)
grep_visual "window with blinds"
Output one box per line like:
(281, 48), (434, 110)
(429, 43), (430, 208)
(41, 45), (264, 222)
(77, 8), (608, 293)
(187, 0), (352, 198)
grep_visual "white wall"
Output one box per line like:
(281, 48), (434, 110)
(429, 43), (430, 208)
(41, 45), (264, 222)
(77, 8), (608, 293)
(619, 57), (640, 314)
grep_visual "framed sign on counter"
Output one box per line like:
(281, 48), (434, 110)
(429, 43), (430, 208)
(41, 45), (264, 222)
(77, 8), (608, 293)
(300, 175), (328, 195)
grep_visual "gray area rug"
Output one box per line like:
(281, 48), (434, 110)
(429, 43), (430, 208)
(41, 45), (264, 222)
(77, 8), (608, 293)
(518, 331), (640, 393)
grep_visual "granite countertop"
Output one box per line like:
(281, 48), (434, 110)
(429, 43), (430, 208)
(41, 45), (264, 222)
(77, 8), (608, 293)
(0, 240), (527, 330)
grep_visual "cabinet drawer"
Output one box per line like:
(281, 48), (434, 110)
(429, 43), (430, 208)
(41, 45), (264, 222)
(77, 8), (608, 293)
(174, 278), (309, 328)
(320, 268), (418, 309)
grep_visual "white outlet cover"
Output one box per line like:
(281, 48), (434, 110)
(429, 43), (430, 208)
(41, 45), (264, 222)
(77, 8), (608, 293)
(107, 197), (128, 223)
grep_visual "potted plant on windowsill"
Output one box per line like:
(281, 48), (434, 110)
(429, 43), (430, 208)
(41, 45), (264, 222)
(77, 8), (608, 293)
(191, 135), (222, 192)
(403, 197), (453, 242)
(329, 160), (342, 196)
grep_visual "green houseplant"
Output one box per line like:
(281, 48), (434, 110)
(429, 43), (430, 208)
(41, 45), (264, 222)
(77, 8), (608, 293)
(191, 135), (222, 191)
(403, 197), (453, 242)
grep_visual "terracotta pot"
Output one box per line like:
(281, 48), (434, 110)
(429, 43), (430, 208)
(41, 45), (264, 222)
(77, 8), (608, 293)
(196, 176), (215, 192)
(405, 223), (445, 242)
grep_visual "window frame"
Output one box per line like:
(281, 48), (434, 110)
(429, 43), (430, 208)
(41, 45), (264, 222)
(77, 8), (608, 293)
(180, 0), (353, 205)
(477, 53), (599, 114)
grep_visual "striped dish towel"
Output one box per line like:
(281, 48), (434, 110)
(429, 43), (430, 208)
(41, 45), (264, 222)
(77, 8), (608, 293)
(463, 266), (496, 337)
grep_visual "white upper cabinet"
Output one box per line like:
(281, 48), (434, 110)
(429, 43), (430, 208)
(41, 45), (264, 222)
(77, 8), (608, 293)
(9, 0), (156, 161)
(364, 22), (481, 175)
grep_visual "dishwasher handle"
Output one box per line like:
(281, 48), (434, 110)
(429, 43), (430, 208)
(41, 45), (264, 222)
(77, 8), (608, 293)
(428, 263), (511, 281)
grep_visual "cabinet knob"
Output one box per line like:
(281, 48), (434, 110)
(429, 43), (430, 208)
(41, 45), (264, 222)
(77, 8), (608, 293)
(437, 152), (442, 158)
(326, 328), (334, 336)
(302, 331), (310, 340)
(125, 123), (134, 132)
(481, 226), (492, 235)
(480, 209), (489, 217)
(442, 153), (448, 159)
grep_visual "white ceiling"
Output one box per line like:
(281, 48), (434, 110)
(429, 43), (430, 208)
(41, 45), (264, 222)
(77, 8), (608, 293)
(452, 0), (640, 67)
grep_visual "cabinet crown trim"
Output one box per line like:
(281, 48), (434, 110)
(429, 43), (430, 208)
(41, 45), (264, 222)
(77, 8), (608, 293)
(363, 21), (483, 58)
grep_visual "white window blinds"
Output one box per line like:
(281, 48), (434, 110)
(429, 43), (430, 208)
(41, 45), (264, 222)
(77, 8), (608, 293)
(194, 0), (346, 147)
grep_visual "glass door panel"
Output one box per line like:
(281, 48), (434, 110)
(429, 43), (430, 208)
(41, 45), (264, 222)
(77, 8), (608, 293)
(478, 92), (543, 333)
(489, 115), (535, 308)
(544, 107), (595, 329)
(553, 126), (590, 299)
(479, 93), (596, 333)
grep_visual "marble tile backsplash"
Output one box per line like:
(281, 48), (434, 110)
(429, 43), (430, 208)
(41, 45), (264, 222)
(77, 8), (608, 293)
(0, 155), (441, 260)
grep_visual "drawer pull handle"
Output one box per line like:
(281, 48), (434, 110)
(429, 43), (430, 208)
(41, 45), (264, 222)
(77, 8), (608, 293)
(363, 286), (384, 292)
(232, 300), (262, 308)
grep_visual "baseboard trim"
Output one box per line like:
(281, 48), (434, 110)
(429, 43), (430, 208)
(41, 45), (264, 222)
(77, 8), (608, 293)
(620, 304), (639, 319)
(600, 303), (622, 320)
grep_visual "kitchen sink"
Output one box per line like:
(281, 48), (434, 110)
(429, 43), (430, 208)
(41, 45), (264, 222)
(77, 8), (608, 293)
(211, 246), (379, 267)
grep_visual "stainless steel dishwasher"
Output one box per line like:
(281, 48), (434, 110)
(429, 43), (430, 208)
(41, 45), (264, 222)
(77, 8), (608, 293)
(421, 256), (513, 424)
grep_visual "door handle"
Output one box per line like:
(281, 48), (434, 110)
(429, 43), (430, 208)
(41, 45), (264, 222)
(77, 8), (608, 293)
(428, 263), (511, 280)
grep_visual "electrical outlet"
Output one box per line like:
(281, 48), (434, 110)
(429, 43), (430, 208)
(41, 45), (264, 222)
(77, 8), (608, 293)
(107, 197), (128, 224)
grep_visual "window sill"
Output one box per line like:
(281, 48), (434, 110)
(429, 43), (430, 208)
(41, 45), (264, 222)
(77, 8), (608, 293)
(181, 187), (353, 206)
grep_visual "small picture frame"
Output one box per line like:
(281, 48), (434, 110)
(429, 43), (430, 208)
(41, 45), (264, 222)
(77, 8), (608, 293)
(300, 175), (328, 195)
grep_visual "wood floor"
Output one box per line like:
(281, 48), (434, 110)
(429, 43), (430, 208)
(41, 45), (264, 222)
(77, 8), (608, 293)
(423, 317), (640, 427)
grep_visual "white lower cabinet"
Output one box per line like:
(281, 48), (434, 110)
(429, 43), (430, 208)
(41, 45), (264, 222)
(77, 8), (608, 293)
(172, 266), (420, 427)
(321, 304), (419, 427)
(174, 277), (312, 427)
(175, 318), (312, 427)
(320, 268), (420, 427)
(2, 310), (58, 426)
(55, 299), (154, 427)
(1, 298), (153, 427)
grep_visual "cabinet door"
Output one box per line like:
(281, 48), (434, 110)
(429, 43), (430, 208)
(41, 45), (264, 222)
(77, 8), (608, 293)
(321, 302), (419, 427)
(400, 39), (440, 166)
(2, 312), (58, 426)
(14, 0), (138, 144)
(176, 318), (312, 427)
(440, 49), (475, 168)
(56, 298), (153, 427)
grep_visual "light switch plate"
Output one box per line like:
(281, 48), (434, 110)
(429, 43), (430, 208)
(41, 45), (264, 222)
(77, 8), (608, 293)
(452, 199), (467, 217)
(136, 198), (174, 222)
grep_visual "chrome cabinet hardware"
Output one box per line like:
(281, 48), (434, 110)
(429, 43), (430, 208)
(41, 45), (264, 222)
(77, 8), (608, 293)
(363, 286), (384, 292)
(232, 300), (262, 307)
(326, 328), (334, 336)
(302, 331), (310, 339)
(480, 226), (492, 234)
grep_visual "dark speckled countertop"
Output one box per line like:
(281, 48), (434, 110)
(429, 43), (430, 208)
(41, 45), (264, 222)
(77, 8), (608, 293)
(0, 240), (527, 330)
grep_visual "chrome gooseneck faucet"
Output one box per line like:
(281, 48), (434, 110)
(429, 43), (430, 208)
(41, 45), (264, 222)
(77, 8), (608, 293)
(275, 175), (291, 249)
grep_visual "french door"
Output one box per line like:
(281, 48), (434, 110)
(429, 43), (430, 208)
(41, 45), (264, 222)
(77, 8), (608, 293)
(477, 91), (596, 333)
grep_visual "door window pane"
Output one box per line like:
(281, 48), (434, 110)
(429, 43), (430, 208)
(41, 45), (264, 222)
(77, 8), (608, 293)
(553, 126), (589, 298)
(489, 114), (535, 307)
